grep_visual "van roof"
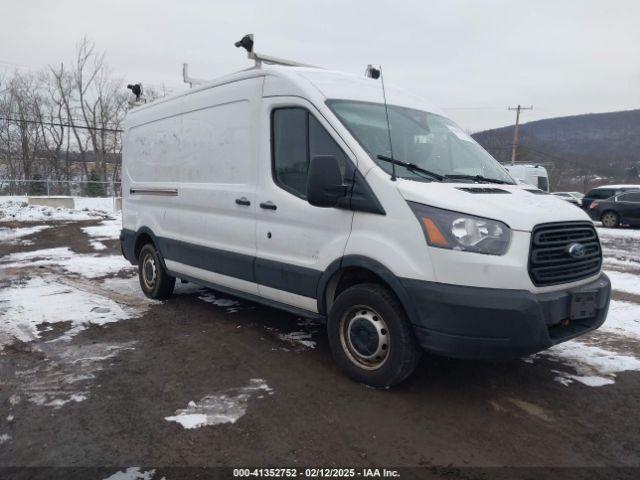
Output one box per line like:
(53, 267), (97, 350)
(127, 64), (444, 118)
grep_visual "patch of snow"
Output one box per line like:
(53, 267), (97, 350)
(0, 225), (50, 244)
(15, 341), (135, 408)
(603, 257), (640, 269)
(606, 270), (640, 296)
(597, 227), (640, 239)
(82, 218), (122, 240)
(73, 197), (117, 213)
(90, 240), (107, 251)
(165, 378), (273, 429)
(102, 467), (157, 480)
(198, 291), (243, 313)
(599, 300), (640, 339)
(0, 275), (143, 348)
(6, 415), (13, 422)
(554, 372), (614, 387)
(0, 198), (111, 222)
(1, 247), (133, 279)
(0, 434), (11, 444)
(278, 331), (316, 349)
(58, 255), (134, 279)
(544, 341), (640, 386)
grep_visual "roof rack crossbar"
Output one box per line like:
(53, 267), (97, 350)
(235, 33), (319, 69)
(248, 51), (318, 68)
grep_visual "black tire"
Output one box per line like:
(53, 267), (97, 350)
(601, 211), (619, 228)
(327, 283), (421, 388)
(138, 243), (175, 299)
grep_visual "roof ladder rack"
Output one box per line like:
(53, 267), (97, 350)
(235, 34), (319, 68)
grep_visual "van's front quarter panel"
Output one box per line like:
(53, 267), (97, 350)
(345, 172), (611, 361)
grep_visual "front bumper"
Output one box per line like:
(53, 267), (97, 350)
(402, 273), (611, 360)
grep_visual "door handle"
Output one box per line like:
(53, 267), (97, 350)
(235, 197), (251, 206)
(259, 201), (277, 210)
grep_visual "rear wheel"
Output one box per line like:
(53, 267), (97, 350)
(327, 283), (421, 387)
(138, 243), (175, 299)
(601, 211), (619, 228)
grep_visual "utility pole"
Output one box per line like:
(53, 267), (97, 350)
(508, 105), (533, 164)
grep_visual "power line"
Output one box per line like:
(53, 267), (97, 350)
(3, 110), (122, 129)
(0, 116), (122, 133)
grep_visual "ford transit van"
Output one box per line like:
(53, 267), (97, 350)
(120, 55), (610, 387)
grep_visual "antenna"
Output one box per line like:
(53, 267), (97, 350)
(379, 66), (396, 181)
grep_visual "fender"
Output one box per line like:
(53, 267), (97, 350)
(121, 226), (170, 272)
(316, 255), (420, 326)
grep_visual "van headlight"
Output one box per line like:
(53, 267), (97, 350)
(408, 202), (511, 255)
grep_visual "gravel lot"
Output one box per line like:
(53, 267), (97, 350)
(1, 199), (639, 480)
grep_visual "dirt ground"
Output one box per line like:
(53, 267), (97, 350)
(1, 220), (639, 480)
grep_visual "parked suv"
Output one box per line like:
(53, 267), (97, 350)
(120, 59), (611, 387)
(582, 184), (640, 209)
(588, 190), (640, 228)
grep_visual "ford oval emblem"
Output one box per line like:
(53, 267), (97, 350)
(567, 242), (587, 258)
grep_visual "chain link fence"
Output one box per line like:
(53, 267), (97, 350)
(0, 179), (122, 197)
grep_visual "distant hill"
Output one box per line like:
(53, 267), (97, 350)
(472, 109), (640, 190)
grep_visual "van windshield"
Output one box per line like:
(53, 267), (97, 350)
(327, 100), (514, 184)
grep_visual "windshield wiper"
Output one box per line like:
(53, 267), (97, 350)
(376, 154), (444, 182)
(443, 174), (512, 185)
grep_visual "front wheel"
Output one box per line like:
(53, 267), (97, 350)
(138, 243), (175, 299)
(601, 211), (619, 228)
(327, 283), (421, 387)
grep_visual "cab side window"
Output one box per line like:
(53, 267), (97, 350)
(272, 107), (350, 199)
(619, 192), (640, 202)
(589, 189), (614, 199)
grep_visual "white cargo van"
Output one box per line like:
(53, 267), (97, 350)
(502, 164), (550, 192)
(121, 44), (610, 387)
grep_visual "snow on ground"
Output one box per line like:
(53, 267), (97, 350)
(1, 247), (134, 279)
(73, 196), (117, 213)
(198, 291), (243, 313)
(597, 227), (640, 240)
(0, 225), (50, 245)
(14, 340), (136, 408)
(165, 378), (273, 429)
(606, 270), (640, 296)
(0, 196), (119, 223)
(0, 275), (139, 348)
(278, 331), (316, 349)
(82, 218), (122, 240)
(102, 467), (158, 480)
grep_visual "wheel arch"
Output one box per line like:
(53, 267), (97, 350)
(317, 255), (419, 326)
(131, 227), (169, 270)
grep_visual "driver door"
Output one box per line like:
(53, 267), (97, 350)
(254, 97), (356, 312)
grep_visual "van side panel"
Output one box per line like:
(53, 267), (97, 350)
(124, 78), (263, 295)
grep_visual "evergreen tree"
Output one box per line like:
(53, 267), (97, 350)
(85, 170), (106, 197)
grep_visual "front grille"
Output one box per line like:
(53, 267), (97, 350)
(528, 222), (602, 286)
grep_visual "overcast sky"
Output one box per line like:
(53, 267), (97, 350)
(1, 0), (638, 131)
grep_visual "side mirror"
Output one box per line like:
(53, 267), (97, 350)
(307, 155), (346, 208)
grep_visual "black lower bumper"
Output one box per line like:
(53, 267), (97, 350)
(402, 273), (611, 360)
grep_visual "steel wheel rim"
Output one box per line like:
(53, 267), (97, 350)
(339, 305), (390, 370)
(142, 254), (157, 289)
(602, 213), (616, 227)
